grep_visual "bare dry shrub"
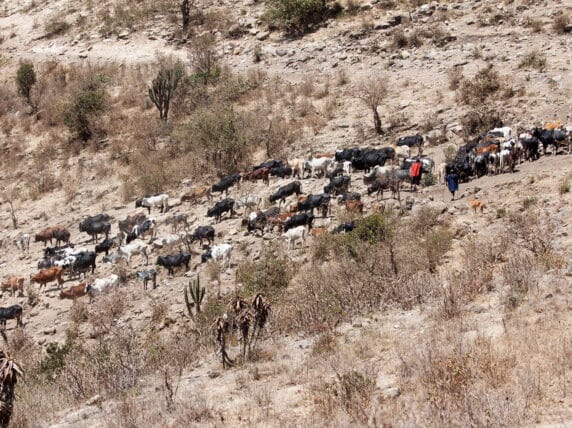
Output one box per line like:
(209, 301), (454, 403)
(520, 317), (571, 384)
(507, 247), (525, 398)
(89, 290), (126, 337)
(552, 13), (570, 34)
(447, 66), (463, 90)
(456, 65), (502, 107)
(460, 108), (503, 138)
(311, 330), (338, 357)
(525, 17), (544, 33)
(171, 392), (214, 424)
(298, 75), (315, 98)
(70, 300), (89, 323)
(150, 302), (168, 325)
(501, 250), (539, 309)
(518, 51), (547, 72)
(236, 246), (291, 297)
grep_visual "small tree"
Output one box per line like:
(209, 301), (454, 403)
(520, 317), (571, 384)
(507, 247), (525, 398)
(15, 62), (36, 106)
(265, 0), (331, 36)
(355, 77), (388, 135)
(148, 62), (185, 122)
(60, 74), (107, 142)
(188, 34), (219, 85)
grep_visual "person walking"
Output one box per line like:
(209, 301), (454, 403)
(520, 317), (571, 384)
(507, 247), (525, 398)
(445, 171), (459, 201)
(410, 159), (422, 193)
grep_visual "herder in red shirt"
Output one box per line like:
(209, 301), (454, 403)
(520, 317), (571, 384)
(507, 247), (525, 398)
(410, 159), (422, 192)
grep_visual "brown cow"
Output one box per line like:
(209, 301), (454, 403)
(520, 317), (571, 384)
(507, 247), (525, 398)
(1, 276), (25, 296)
(181, 186), (212, 203)
(243, 167), (270, 186)
(310, 227), (328, 237)
(475, 144), (500, 155)
(34, 227), (55, 246)
(346, 200), (364, 213)
(267, 212), (294, 232)
(60, 282), (90, 299)
(30, 266), (64, 292)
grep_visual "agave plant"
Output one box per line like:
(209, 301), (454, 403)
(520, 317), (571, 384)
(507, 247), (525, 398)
(0, 351), (23, 428)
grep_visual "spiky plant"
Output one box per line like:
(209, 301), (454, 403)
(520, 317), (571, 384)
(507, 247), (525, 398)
(184, 278), (206, 318)
(0, 351), (23, 428)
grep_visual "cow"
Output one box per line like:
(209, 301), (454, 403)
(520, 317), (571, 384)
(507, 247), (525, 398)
(351, 150), (387, 172)
(281, 225), (306, 251)
(235, 195), (261, 212)
(397, 134), (424, 148)
(81, 214), (110, 225)
(79, 221), (111, 243)
(30, 266), (65, 292)
(269, 181), (302, 205)
(310, 227), (328, 237)
(34, 227), (57, 247)
(269, 166), (293, 179)
(0, 305), (23, 330)
(156, 252), (191, 276)
(52, 228), (71, 247)
(187, 226), (215, 247)
(118, 212), (147, 235)
(324, 176), (350, 195)
(95, 238), (116, 256)
(0, 276), (25, 296)
(336, 192), (361, 204)
(137, 270), (157, 290)
(165, 214), (189, 233)
(70, 251), (97, 278)
(246, 211), (267, 236)
(201, 244), (233, 269)
(126, 219), (156, 243)
(267, 212), (295, 233)
(367, 177), (399, 200)
(104, 241), (149, 265)
(212, 173), (241, 195)
(152, 234), (184, 252)
(181, 186), (212, 203)
(88, 274), (119, 302)
(283, 213), (314, 232)
(207, 198), (235, 223)
(294, 194), (331, 218)
(59, 282), (90, 300)
(287, 158), (305, 178)
(253, 160), (284, 170)
(303, 157), (333, 178)
(335, 147), (362, 162)
(243, 167), (270, 186)
(135, 193), (169, 214)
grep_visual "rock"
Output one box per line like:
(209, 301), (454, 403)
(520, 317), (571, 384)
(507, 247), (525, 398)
(374, 21), (391, 30)
(228, 24), (242, 37)
(400, 50), (410, 59)
(43, 327), (56, 335)
(275, 48), (288, 57)
(79, 53), (87, 59)
(85, 395), (102, 406)
(256, 31), (269, 41)
(117, 31), (130, 40)
(383, 387), (401, 398)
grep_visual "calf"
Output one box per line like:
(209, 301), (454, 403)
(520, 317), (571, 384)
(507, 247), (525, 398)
(269, 181), (302, 205)
(30, 266), (65, 292)
(303, 157), (333, 178)
(324, 176), (350, 195)
(88, 274), (119, 301)
(35, 227), (56, 247)
(137, 270), (158, 290)
(253, 160), (284, 170)
(135, 193), (169, 214)
(0, 276), (25, 296)
(127, 219), (156, 243)
(152, 234), (183, 252)
(336, 192), (361, 204)
(14, 233), (31, 252)
(207, 198), (235, 223)
(104, 241), (149, 265)
(71, 251), (97, 277)
(156, 252), (191, 276)
(236, 195), (261, 212)
(181, 186), (212, 203)
(212, 173), (241, 195)
(396, 134), (424, 148)
(118, 212), (147, 235)
(295, 194), (331, 218)
(165, 214), (189, 233)
(333, 221), (356, 234)
(59, 282), (90, 300)
(188, 226), (215, 247)
(95, 238), (116, 256)
(281, 225), (306, 251)
(201, 244), (233, 269)
(269, 166), (293, 178)
(0, 305), (23, 330)
(283, 213), (314, 232)
(345, 199), (364, 213)
(243, 167), (270, 186)
(310, 227), (328, 237)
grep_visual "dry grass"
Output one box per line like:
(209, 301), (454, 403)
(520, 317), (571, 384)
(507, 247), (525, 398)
(518, 51), (547, 72)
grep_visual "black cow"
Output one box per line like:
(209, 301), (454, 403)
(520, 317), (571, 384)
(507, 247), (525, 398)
(188, 226), (215, 247)
(246, 212), (267, 236)
(270, 166), (293, 178)
(351, 151), (387, 172)
(269, 181), (302, 204)
(212, 173), (241, 195)
(207, 198), (235, 223)
(52, 229), (71, 247)
(324, 176), (350, 195)
(254, 160), (283, 170)
(296, 194), (331, 217)
(0, 305), (23, 330)
(79, 221), (111, 243)
(445, 162), (473, 183)
(81, 214), (110, 226)
(283, 213), (314, 232)
(156, 252), (191, 276)
(137, 269), (157, 290)
(126, 219), (156, 244)
(335, 148), (362, 162)
(473, 153), (490, 178)
(396, 134), (424, 147)
(332, 221), (356, 234)
(532, 128), (566, 155)
(95, 238), (115, 256)
(72, 251), (97, 276)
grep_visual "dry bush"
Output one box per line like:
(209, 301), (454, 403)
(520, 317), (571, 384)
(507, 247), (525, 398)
(552, 13), (570, 34)
(460, 108), (503, 138)
(525, 17), (544, 33)
(298, 75), (315, 98)
(89, 290), (126, 337)
(236, 246), (292, 297)
(311, 330), (339, 356)
(456, 65), (502, 107)
(70, 300), (89, 323)
(447, 66), (463, 90)
(501, 251), (539, 309)
(518, 51), (547, 72)
(150, 302), (168, 325)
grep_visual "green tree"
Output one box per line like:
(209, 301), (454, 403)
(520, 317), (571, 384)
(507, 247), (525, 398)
(265, 0), (331, 36)
(16, 62), (36, 105)
(61, 74), (107, 142)
(148, 62), (185, 122)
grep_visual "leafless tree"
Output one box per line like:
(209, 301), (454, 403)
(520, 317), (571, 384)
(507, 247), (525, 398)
(355, 76), (389, 135)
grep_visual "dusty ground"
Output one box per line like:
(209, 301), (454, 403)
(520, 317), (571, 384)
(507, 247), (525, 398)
(0, 0), (571, 426)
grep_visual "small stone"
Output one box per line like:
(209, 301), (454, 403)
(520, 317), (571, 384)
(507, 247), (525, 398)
(383, 387), (401, 398)
(400, 50), (410, 59)
(117, 31), (130, 40)
(256, 31), (269, 41)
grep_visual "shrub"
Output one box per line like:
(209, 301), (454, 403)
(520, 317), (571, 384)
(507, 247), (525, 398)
(44, 18), (70, 37)
(60, 73), (108, 142)
(188, 34), (220, 85)
(559, 178), (571, 195)
(15, 62), (36, 105)
(236, 247), (292, 297)
(264, 0), (333, 36)
(149, 61), (185, 122)
(518, 51), (546, 72)
(354, 76), (388, 135)
(447, 66), (463, 90)
(460, 108), (503, 137)
(456, 65), (502, 106)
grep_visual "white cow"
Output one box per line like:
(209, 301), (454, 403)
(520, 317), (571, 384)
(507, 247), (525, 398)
(88, 274), (120, 302)
(152, 234), (183, 251)
(136, 194), (169, 214)
(14, 233), (30, 252)
(281, 225), (306, 251)
(103, 241), (149, 265)
(303, 157), (333, 178)
(202, 243), (233, 269)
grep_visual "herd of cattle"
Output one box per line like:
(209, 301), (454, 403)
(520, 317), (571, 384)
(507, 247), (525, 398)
(1, 122), (570, 334)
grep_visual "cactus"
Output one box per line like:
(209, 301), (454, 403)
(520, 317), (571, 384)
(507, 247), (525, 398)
(184, 277), (205, 318)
